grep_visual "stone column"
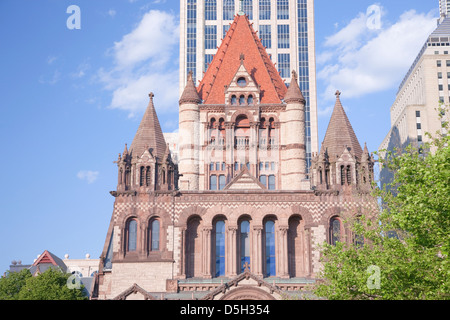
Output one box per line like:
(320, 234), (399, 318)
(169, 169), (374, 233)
(202, 226), (212, 278)
(252, 225), (263, 277)
(179, 227), (187, 279)
(228, 226), (238, 277)
(278, 226), (289, 278)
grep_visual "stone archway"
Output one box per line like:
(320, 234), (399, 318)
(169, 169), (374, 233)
(219, 286), (277, 300)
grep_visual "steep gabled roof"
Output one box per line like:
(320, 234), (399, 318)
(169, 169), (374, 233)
(197, 14), (287, 104)
(30, 250), (67, 274)
(320, 91), (363, 160)
(224, 165), (266, 190)
(129, 93), (167, 161)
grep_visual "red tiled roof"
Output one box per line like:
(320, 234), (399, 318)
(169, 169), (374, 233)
(197, 14), (287, 104)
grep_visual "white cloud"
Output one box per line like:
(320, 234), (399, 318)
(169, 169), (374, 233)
(39, 70), (61, 85)
(71, 61), (90, 78)
(98, 10), (180, 118)
(107, 9), (116, 18)
(47, 56), (57, 65)
(77, 170), (99, 184)
(318, 8), (437, 101)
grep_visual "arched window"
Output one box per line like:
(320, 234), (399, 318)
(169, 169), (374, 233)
(235, 115), (250, 147)
(330, 217), (341, 245)
(247, 95), (254, 105)
(214, 220), (226, 277)
(340, 166), (345, 185)
(126, 219), (138, 252)
(239, 95), (245, 105)
(237, 77), (247, 87)
(353, 216), (364, 248)
(346, 165), (351, 185)
(239, 220), (250, 272)
(231, 95), (237, 105)
(149, 219), (160, 251)
(145, 166), (151, 186)
(140, 167), (145, 186)
(265, 220), (276, 276)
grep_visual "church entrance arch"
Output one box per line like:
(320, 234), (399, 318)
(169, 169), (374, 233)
(219, 286), (276, 300)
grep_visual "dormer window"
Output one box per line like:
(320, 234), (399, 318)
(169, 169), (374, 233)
(237, 77), (247, 87)
(231, 95), (237, 105)
(239, 95), (245, 105)
(247, 95), (254, 105)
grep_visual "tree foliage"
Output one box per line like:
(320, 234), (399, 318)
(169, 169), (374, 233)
(313, 106), (450, 300)
(0, 269), (32, 300)
(0, 268), (87, 300)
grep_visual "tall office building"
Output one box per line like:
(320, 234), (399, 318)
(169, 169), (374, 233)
(440, 0), (450, 19)
(379, 16), (450, 185)
(179, 0), (318, 173)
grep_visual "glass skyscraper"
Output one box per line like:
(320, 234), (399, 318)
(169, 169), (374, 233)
(179, 0), (318, 173)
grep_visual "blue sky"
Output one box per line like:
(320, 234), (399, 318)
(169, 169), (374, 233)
(0, 0), (439, 274)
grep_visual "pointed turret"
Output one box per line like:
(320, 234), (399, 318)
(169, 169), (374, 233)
(319, 91), (362, 160)
(283, 71), (305, 104)
(179, 71), (202, 105)
(129, 92), (167, 161)
(311, 91), (374, 193)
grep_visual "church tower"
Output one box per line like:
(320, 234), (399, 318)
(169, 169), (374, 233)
(95, 12), (377, 301)
(178, 12), (309, 191)
(310, 91), (375, 195)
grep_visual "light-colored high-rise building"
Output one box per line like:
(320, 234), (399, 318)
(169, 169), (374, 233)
(179, 0), (318, 173)
(379, 17), (450, 184)
(440, 0), (450, 19)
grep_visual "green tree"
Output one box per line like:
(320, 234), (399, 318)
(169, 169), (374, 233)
(313, 107), (450, 300)
(0, 269), (32, 300)
(17, 268), (87, 300)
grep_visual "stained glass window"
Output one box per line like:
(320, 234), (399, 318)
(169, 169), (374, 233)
(240, 220), (250, 272)
(151, 219), (160, 251)
(215, 220), (226, 276)
(127, 219), (137, 252)
(330, 218), (340, 245)
(265, 220), (276, 276)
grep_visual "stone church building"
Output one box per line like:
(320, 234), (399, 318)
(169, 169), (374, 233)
(93, 13), (375, 300)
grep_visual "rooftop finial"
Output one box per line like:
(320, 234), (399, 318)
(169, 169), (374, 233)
(291, 70), (298, 82)
(149, 92), (154, 100)
(240, 53), (245, 65)
(335, 90), (341, 98)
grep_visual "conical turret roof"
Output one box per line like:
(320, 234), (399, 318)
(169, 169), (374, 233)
(283, 70), (305, 103)
(319, 91), (363, 159)
(129, 92), (167, 161)
(179, 71), (202, 104)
